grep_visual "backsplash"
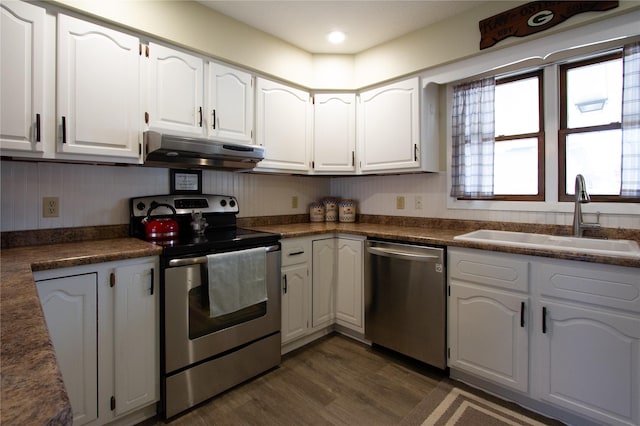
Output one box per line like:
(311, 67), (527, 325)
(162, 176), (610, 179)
(0, 160), (329, 232)
(1, 160), (637, 232)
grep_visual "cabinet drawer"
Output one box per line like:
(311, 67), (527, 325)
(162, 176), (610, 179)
(280, 238), (312, 266)
(449, 248), (529, 293)
(534, 259), (640, 313)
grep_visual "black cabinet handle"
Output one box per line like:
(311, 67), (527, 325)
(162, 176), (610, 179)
(414, 144), (418, 161)
(61, 116), (66, 143)
(283, 274), (288, 294)
(542, 306), (547, 334)
(150, 268), (155, 295)
(288, 250), (304, 256)
(352, 151), (355, 166)
(212, 109), (216, 130)
(520, 302), (525, 327)
(198, 107), (203, 127)
(35, 114), (41, 142)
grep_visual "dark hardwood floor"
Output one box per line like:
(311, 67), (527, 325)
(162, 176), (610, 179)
(160, 333), (447, 425)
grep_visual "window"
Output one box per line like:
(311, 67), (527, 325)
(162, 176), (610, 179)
(559, 52), (627, 201)
(494, 71), (544, 200)
(558, 53), (622, 201)
(451, 71), (544, 200)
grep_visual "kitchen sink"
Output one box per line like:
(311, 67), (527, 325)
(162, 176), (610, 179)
(454, 229), (640, 258)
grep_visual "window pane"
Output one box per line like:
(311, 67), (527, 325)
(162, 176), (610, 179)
(495, 76), (539, 136)
(566, 58), (622, 128)
(494, 138), (538, 195)
(565, 129), (621, 195)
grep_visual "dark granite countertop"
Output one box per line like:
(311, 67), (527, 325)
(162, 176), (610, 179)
(1, 220), (638, 425)
(0, 238), (162, 426)
(244, 221), (640, 268)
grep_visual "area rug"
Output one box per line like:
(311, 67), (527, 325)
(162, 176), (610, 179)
(400, 379), (563, 426)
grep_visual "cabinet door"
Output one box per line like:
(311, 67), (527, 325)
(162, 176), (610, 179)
(207, 62), (253, 144)
(533, 300), (640, 426)
(57, 14), (141, 159)
(255, 78), (311, 172)
(313, 94), (356, 173)
(36, 273), (98, 426)
(312, 238), (335, 328)
(147, 43), (204, 136)
(113, 261), (158, 416)
(1, 1), (45, 152)
(448, 281), (529, 392)
(358, 77), (420, 173)
(281, 263), (309, 343)
(335, 238), (363, 331)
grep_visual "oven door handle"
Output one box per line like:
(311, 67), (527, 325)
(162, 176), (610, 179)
(168, 245), (280, 267)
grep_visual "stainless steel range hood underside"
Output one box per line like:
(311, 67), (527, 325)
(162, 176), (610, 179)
(143, 131), (265, 171)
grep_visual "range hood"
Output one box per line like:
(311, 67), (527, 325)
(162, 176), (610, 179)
(143, 131), (264, 170)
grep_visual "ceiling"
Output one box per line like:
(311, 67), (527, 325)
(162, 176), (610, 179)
(197, 1), (487, 54)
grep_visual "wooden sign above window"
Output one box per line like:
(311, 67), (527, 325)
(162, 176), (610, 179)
(479, 1), (618, 50)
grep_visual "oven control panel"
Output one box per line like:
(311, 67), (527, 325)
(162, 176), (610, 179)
(131, 194), (239, 217)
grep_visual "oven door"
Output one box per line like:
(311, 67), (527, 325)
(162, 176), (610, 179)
(163, 245), (281, 373)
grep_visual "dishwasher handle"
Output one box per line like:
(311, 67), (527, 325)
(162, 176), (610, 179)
(366, 245), (441, 262)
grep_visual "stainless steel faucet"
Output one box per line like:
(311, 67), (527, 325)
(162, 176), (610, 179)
(572, 174), (600, 237)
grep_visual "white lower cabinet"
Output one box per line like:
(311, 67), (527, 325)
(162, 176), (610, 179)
(531, 258), (640, 426)
(281, 237), (312, 345)
(334, 237), (364, 332)
(281, 235), (364, 351)
(312, 238), (335, 328)
(37, 272), (98, 425)
(448, 247), (640, 426)
(448, 282), (529, 393)
(281, 262), (310, 344)
(35, 256), (159, 426)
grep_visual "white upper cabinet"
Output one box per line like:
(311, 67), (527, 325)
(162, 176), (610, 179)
(147, 42), (204, 137)
(1, 1), (46, 153)
(358, 77), (422, 173)
(312, 93), (356, 173)
(57, 14), (141, 160)
(255, 77), (312, 172)
(206, 62), (253, 144)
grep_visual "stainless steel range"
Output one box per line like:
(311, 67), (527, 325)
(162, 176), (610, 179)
(129, 194), (281, 420)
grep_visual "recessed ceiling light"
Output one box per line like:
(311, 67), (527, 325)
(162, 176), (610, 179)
(327, 30), (346, 44)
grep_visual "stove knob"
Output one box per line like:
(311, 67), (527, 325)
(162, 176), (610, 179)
(220, 199), (227, 207)
(136, 202), (146, 211)
(229, 199), (236, 208)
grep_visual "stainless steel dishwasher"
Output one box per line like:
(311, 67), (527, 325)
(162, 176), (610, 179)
(364, 240), (446, 369)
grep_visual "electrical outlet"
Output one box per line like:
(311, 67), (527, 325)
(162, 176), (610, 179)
(43, 197), (59, 218)
(291, 196), (298, 209)
(396, 196), (405, 209)
(415, 196), (423, 210)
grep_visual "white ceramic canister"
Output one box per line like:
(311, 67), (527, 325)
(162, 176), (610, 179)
(338, 199), (357, 222)
(309, 201), (325, 222)
(323, 197), (339, 222)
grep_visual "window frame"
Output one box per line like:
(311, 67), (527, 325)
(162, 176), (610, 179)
(558, 51), (638, 203)
(456, 70), (545, 201)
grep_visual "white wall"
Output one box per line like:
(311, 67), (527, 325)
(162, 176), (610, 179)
(0, 161), (330, 231)
(48, 0), (640, 89)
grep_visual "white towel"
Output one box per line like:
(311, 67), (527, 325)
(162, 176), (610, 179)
(207, 247), (267, 318)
